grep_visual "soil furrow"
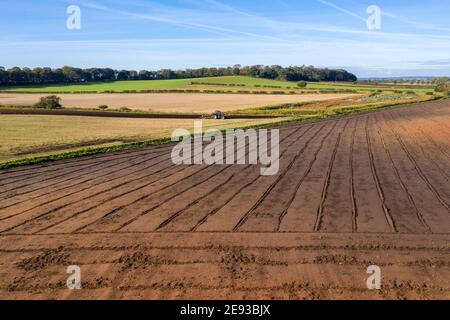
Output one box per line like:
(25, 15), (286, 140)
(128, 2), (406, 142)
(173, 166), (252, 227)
(278, 120), (350, 232)
(0, 152), (172, 217)
(349, 118), (358, 232)
(0, 142), (175, 176)
(119, 127), (305, 233)
(0, 145), (175, 197)
(0, 153), (178, 229)
(315, 119), (353, 232)
(231, 124), (325, 232)
(238, 124), (333, 232)
(161, 126), (305, 232)
(373, 113), (450, 233)
(365, 116), (397, 232)
(381, 112), (449, 209)
(374, 116), (432, 233)
(278, 121), (347, 232)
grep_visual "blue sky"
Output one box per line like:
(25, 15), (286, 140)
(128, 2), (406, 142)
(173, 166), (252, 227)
(1, 0), (450, 77)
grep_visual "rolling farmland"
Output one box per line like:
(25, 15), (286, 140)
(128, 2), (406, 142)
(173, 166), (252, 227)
(0, 76), (433, 93)
(0, 92), (357, 113)
(0, 99), (449, 299)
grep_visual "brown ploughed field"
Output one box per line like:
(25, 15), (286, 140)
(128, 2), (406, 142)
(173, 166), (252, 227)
(0, 100), (449, 300)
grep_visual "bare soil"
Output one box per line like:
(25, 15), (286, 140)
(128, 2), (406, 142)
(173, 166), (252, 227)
(0, 100), (449, 300)
(0, 93), (356, 113)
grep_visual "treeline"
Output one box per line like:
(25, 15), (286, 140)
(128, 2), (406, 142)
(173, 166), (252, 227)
(0, 64), (357, 86)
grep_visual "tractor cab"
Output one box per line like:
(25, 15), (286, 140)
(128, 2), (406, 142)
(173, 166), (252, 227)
(213, 110), (225, 120)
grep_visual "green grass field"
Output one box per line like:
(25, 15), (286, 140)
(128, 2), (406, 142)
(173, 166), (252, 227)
(0, 76), (434, 93)
(0, 78), (194, 93)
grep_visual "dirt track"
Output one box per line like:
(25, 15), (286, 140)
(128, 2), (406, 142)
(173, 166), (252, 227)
(0, 92), (356, 113)
(0, 100), (449, 300)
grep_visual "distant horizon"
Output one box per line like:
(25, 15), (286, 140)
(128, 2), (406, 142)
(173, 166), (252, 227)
(1, 64), (449, 80)
(2, 0), (450, 78)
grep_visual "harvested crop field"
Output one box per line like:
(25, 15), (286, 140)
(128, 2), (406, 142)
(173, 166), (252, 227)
(0, 116), (284, 162)
(0, 93), (356, 113)
(0, 100), (449, 300)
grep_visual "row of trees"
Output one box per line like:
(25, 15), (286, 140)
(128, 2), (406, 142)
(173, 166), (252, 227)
(0, 64), (357, 86)
(240, 65), (357, 82)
